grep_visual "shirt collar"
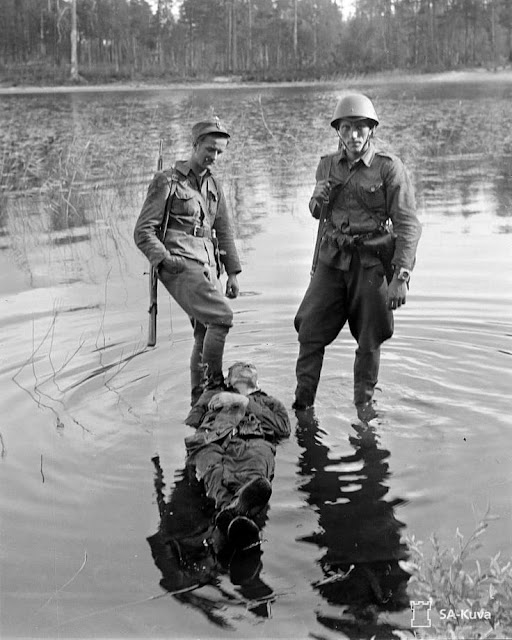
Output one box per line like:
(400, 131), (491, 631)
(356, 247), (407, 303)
(338, 140), (375, 167)
(175, 159), (211, 180)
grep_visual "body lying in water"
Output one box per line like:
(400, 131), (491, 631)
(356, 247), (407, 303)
(147, 362), (290, 597)
(185, 361), (291, 549)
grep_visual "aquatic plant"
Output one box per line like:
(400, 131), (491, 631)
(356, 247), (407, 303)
(43, 138), (92, 230)
(1, 131), (145, 286)
(402, 513), (512, 639)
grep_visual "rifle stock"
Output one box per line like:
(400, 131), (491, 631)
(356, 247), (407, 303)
(147, 140), (164, 347)
(147, 265), (158, 347)
(310, 199), (329, 277)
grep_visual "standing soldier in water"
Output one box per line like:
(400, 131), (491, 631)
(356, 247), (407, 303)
(293, 94), (421, 422)
(134, 119), (241, 405)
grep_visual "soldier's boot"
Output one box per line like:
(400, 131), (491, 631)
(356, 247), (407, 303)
(354, 347), (380, 423)
(292, 386), (316, 411)
(215, 477), (272, 534)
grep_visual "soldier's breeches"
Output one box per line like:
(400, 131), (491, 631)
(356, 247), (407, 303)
(294, 256), (393, 405)
(192, 438), (275, 510)
(158, 260), (233, 379)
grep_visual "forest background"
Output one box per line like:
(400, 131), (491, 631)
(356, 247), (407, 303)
(1, 0), (512, 86)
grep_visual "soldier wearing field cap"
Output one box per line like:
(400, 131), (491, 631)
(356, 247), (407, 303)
(293, 94), (422, 421)
(134, 118), (241, 404)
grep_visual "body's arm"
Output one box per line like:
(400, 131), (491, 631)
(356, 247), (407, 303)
(185, 389), (220, 428)
(206, 391), (291, 439)
(246, 394), (291, 439)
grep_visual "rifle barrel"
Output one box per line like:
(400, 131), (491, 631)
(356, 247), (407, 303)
(157, 140), (163, 171)
(147, 139), (164, 347)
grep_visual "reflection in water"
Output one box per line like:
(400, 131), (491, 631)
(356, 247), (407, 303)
(295, 412), (411, 638)
(147, 456), (274, 628)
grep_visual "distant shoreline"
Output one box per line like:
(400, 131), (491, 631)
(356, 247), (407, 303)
(1, 68), (511, 95)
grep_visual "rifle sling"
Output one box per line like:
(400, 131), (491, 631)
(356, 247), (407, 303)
(326, 159), (363, 217)
(158, 169), (178, 242)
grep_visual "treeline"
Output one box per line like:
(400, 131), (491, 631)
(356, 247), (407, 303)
(1, 0), (511, 84)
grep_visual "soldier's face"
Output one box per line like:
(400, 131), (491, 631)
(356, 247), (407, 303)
(191, 135), (228, 173)
(337, 118), (372, 158)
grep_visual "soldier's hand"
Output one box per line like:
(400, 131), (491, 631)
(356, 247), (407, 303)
(387, 275), (407, 310)
(225, 274), (239, 299)
(312, 179), (331, 202)
(160, 254), (185, 274)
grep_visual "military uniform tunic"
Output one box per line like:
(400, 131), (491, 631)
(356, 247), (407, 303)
(312, 144), (420, 272)
(134, 159), (241, 274)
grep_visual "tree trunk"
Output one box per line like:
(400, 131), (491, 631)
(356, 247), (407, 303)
(70, 0), (79, 80)
(232, 0), (237, 72)
(227, 1), (232, 71)
(293, 0), (298, 64)
(248, 0), (253, 70)
(490, 0), (497, 69)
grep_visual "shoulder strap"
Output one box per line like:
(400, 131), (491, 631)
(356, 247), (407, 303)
(326, 158), (363, 215)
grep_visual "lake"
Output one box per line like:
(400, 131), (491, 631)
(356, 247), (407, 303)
(1, 75), (511, 639)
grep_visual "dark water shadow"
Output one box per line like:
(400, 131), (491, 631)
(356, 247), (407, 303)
(146, 456), (275, 630)
(295, 411), (412, 639)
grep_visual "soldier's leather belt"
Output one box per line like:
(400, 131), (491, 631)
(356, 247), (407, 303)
(168, 220), (212, 238)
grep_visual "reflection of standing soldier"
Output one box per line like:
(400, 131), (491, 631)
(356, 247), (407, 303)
(295, 413), (411, 637)
(293, 94), (422, 421)
(134, 120), (241, 404)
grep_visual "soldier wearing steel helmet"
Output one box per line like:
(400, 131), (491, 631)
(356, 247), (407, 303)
(134, 119), (241, 404)
(293, 94), (421, 422)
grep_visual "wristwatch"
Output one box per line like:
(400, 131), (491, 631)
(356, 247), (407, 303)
(394, 267), (411, 282)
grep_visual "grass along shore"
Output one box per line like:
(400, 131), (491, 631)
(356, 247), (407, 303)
(1, 68), (512, 95)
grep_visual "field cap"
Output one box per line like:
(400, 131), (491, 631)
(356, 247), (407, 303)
(192, 117), (230, 144)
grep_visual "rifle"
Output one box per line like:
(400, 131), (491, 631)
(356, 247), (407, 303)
(310, 197), (329, 277)
(147, 140), (164, 347)
(310, 164), (364, 277)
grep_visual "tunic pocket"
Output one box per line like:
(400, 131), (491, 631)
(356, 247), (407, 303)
(173, 184), (200, 217)
(359, 182), (385, 208)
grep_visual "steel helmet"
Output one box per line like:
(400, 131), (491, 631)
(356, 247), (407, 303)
(330, 94), (379, 129)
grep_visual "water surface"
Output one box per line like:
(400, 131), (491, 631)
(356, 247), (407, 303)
(1, 77), (511, 639)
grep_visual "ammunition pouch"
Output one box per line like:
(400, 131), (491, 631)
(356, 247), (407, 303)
(359, 230), (396, 282)
(320, 226), (396, 282)
(359, 229), (396, 264)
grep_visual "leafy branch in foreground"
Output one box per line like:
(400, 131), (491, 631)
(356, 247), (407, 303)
(403, 513), (512, 639)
